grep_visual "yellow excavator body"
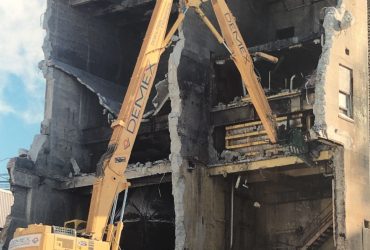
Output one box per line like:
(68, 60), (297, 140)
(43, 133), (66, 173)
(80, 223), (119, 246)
(10, 224), (109, 250)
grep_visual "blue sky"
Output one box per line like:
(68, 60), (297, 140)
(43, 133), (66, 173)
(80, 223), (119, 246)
(0, 1), (46, 182)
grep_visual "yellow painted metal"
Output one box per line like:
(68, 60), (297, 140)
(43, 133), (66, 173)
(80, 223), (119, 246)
(208, 150), (333, 176)
(225, 130), (267, 140)
(10, 224), (110, 250)
(226, 140), (268, 149)
(210, 0), (277, 143)
(105, 224), (114, 244)
(162, 11), (187, 48)
(185, 0), (277, 143)
(252, 52), (279, 64)
(111, 222), (123, 250)
(226, 116), (287, 131)
(86, 0), (174, 241)
(225, 114), (305, 150)
(193, 7), (225, 44)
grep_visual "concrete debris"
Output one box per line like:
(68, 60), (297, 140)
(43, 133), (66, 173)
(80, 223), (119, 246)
(127, 160), (169, 170)
(220, 150), (243, 162)
(253, 202), (261, 208)
(28, 135), (47, 163)
(152, 79), (169, 109)
(45, 59), (126, 115)
(153, 160), (166, 165)
(304, 70), (317, 88)
(70, 158), (81, 176)
(17, 149), (28, 158)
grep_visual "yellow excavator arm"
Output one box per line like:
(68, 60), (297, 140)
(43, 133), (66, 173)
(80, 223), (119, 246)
(10, 0), (277, 249)
(85, 0), (174, 243)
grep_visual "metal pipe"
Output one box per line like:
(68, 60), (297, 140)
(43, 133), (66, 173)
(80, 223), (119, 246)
(194, 7), (232, 55)
(242, 81), (247, 96)
(268, 71), (271, 91)
(290, 74), (297, 92)
(253, 52), (278, 64)
(119, 189), (129, 221)
(284, 78), (288, 89)
(110, 194), (118, 224)
(230, 181), (234, 249)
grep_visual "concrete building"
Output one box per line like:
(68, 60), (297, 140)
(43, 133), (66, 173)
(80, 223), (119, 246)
(0, 0), (369, 249)
(0, 188), (14, 250)
(0, 189), (13, 231)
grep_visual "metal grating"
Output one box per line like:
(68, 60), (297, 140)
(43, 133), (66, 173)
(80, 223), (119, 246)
(225, 114), (304, 153)
(0, 189), (14, 229)
(52, 226), (76, 237)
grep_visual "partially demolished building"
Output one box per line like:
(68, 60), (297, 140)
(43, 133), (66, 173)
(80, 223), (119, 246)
(1, 0), (369, 249)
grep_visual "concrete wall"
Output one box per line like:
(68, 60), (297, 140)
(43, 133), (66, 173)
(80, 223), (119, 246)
(230, 177), (332, 249)
(39, 67), (95, 175)
(167, 1), (343, 249)
(313, 0), (370, 248)
(44, 0), (121, 82)
(227, 0), (336, 46)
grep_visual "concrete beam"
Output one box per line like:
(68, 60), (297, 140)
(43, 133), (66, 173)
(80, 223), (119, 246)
(82, 114), (168, 145)
(59, 160), (171, 189)
(245, 164), (333, 183)
(207, 150), (333, 176)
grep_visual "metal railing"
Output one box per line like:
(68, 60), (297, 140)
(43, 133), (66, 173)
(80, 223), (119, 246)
(0, 173), (10, 190)
(299, 203), (333, 249)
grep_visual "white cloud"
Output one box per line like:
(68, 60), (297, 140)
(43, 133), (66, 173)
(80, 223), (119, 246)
(0, 0), (46, 124)
(0, 100), (14, 114)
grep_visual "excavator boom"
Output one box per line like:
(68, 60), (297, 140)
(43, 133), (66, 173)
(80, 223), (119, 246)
(86, 0), (174, 241)
(211, 0), (277, 142)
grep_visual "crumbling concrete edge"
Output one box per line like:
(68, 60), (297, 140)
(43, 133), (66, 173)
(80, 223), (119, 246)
(168, 30), (186, 250)
(332, 146), (346, 249)
(46, 60), (121, 115)
(41, 0), (53, 61)
(312, 1), (353, 138)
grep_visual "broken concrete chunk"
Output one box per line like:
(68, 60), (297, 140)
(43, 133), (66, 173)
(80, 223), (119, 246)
(14, 158), (35, 171)
(220, 150), (242, 162)
(70, 158), (81, 176)
(152, 79), (169, 108)
(48, 59), (126, 115)
(18, 149), (28, 158)
(41, 119), (50, 135)
(28, 134), (48, 163)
